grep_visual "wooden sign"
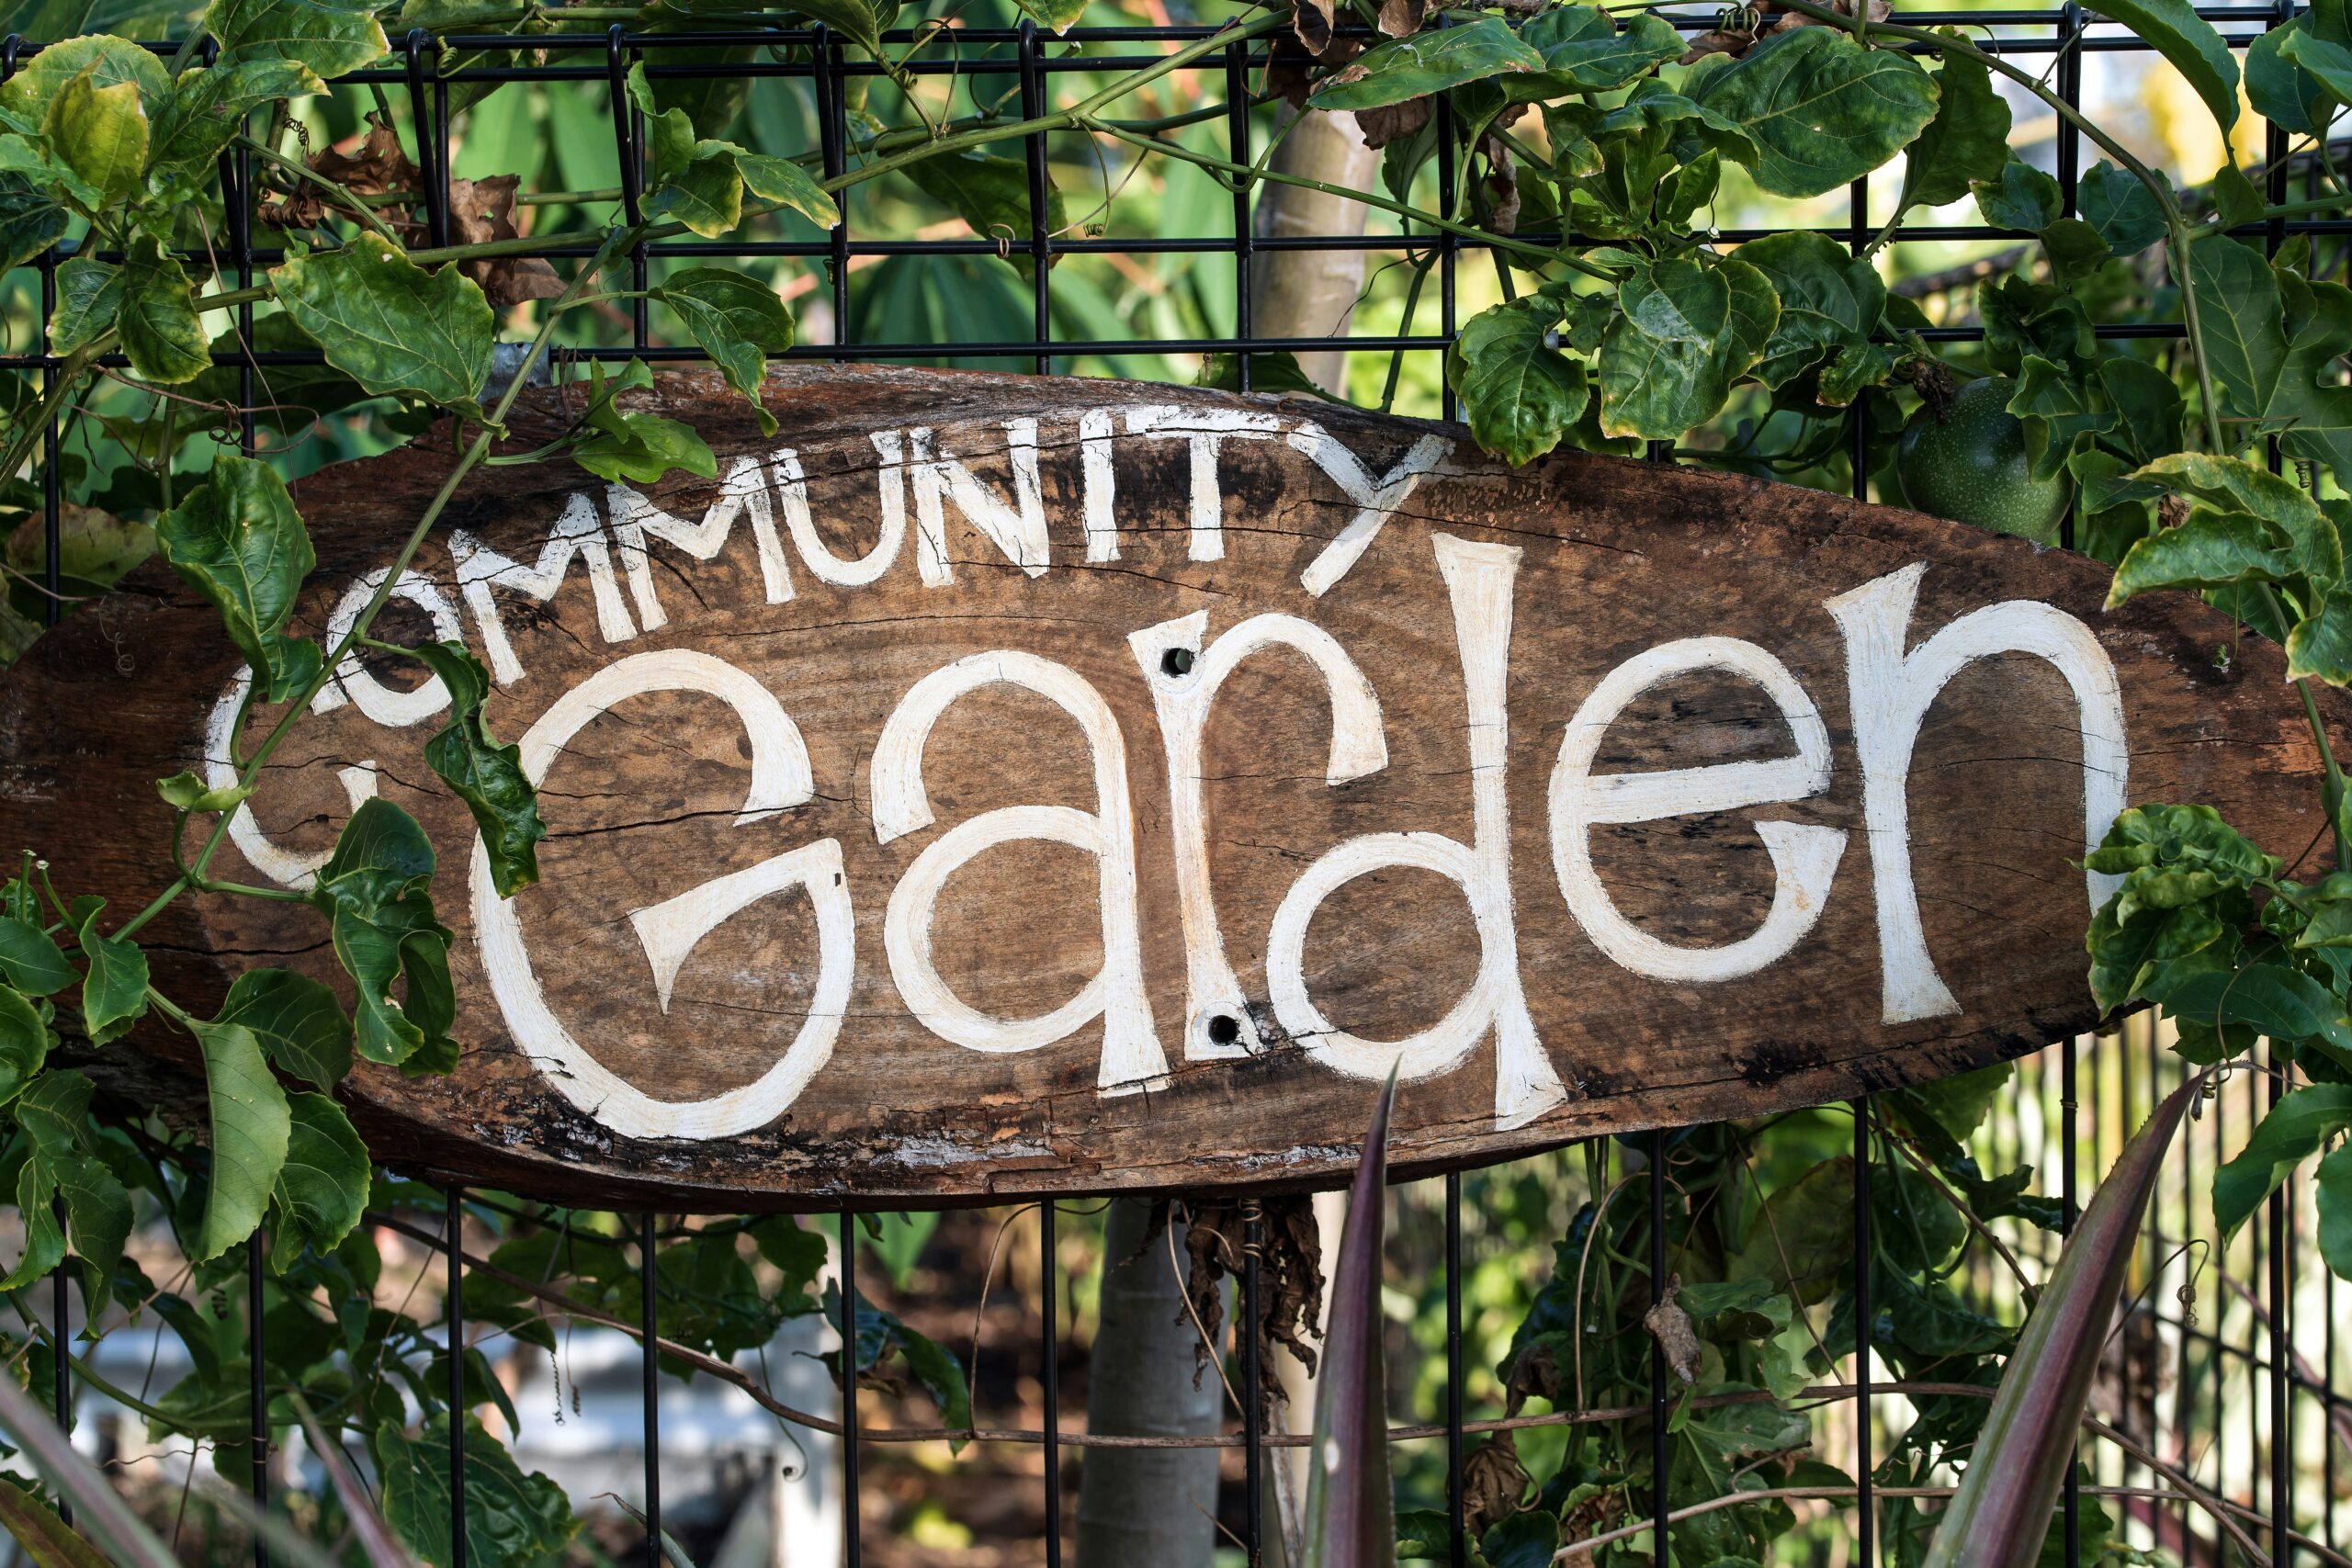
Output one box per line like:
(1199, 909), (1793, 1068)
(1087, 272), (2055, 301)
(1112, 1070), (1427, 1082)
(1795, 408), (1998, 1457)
(2, 366), (2336, 1209)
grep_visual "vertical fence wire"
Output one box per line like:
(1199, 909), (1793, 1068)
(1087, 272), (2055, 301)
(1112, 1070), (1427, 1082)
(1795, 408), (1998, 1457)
(447, 1189), (468, 1568)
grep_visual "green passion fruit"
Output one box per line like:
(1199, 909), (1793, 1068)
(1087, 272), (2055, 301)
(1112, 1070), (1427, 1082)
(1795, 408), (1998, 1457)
(1894, 375), (2071, 545)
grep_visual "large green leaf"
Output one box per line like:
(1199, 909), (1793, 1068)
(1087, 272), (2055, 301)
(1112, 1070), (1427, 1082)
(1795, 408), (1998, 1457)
(44, 69), (146, 209)
(2092, 0), (2239, 138)
(0, 182), (69, 273)
(269, 1092), (369, 1269)
(1894, 44), (2009, 216)
(310, 799), (457, 1071)
(48, 238), (209, 385)
(1445, 294), (1589, 466)
(202, 0), (390, 77)
(2129, 451), (2339, 581)
(376, 1415), (580, 1568)
(653, 266), (795, 434)
(116, 236), (208, 385)
(1739, 229), (1882, 391)
(1694, 26), (1938, 199)
(148, 60), (323, 187)
(1598, 256), (1777, 438)
(72, 901), (146, 1045)
(156, 454), (320, 702)
(189, 1018), (290, 1261)
(6, 1071), (132, 1314)
(570, 358), (718, 485)
(0, 985), (51, 1108)
(407, 640), (543, 897)
(0, 918), (73, 997)
(2319, 1141), (2352, 1280)
(2188, 236), (2352, 478)
(1509, 4), (1681, 97)
(2276, 26), (2352, 125)
(2213, 1084), (2352, 1236)
(269, 234), (494, 413)
(214, 967), (351, 1089)
(0, 35), (169, 126)
(735, 152), (841, 229)
(2106, 511), (2297, 605)
(1971, 157), (2062, 232)
(1308, 17), (1544, 111)
(2289, 588), (2352, 682)
(899, 148), (1065, 280)
(2078, 162), (2167, 260)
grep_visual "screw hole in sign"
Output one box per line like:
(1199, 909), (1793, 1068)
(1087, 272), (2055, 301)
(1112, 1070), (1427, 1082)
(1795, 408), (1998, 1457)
(1161, 647), (1194, 677)
(1206, 1014), (1241, 1046)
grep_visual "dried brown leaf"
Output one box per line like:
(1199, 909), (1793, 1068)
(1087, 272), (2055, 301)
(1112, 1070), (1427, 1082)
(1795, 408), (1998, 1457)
(1679, 28), (1757, 62)
(1377, 0), (1427, 37)
(1293, 0), (1339, 57)
(1356, 96), (1433, 150)
(1151, 1192), (1325, 1421)
(1461, 1434), (1531, 1540)
(448, 173), (566, 307)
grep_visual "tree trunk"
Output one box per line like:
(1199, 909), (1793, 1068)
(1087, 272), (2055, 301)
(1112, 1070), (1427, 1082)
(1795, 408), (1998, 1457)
(1249, 108), (1379, 397)
(1075, 1200), (1226, 1568)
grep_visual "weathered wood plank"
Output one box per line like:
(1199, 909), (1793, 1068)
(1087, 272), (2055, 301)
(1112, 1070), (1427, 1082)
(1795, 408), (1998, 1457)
(0, 364), (2327, 1209)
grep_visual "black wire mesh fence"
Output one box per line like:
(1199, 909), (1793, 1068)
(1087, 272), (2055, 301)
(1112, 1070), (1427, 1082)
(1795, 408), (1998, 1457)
(0, 5), (2345, 1565)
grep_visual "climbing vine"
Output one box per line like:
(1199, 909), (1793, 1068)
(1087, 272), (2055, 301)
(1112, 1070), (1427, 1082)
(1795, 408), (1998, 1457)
(0, 0), (2348, 1560)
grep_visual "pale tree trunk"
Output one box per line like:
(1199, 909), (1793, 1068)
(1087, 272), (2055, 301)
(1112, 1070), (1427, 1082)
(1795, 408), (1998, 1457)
(1077, 108), (1377, 1568)
(1250, 107), (1380, 397)
(1075, 1200), (1225, 1568)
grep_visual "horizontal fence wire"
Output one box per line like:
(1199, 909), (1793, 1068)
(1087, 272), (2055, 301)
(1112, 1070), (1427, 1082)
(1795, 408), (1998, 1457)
(0, 6), (2342, 1567)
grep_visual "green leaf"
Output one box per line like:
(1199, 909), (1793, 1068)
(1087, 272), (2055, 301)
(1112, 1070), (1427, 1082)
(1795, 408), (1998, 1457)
(734, 152), (840, 229)
(1481, 1509), (1558, 1568)
(2092, 0), (2240, 138)
(2106, 511), (2297, 606)
(72, 901), (146, 1046)
(0, 1475), (113, 1568)
(2009, 355), (2112, 482)
(202, 0), (390, 77)
(1972, 157), (2063, 231)
(155, 771), (254, 813)
(571, 358), (718, 485)
(1012, 0), (1085, 33)
(1727, 1156), (1853, 1305)
(1510, 4), (1682, 97)
(311, 799), (456, 1070)
(2078, 161), (2167, 260)
(0, 182), (69, 274)
(2153, 961), (2352, 1055)
(406, 640), (543, 897)
(899, 149), (1064, 280)
(2253, 18), (2342, 134)
(829, 1283), (973, 1440)
(653, 266), (795, 435)
(2289, 588), (2352, 682)
(1739, 230), (1883, 390)
(0, 919), (74, 997)
(2213, 1084), (2352, 1236)
(2318, 1140), (2352, 1280)
(42, 1145), (130, 1314)
(1894, 43), (2009, 215)
(376, 1414), (580, 1568)
(2128, 450), (2339, 582)
(2188, 234), (2352, 478)
(269, 1092), (369, 1269)
(1694, 26), (1939, 199)
(1598, 256), (1777, 439)
(148, 60), (323, 187)
(0, 985), (52, 1107)
(1311, 17), (1544, 110)
(1905, 1061), (2014, 1143)
(48, 237), (209, 386)
(1445, 295), (1589, 467)
(155, 454), (320, 703)
(189, 1018), (290, 1261)
(269, 233), (494, 413)
(0, 36), (169, 127)
(214, 967), (351, 1089)
(44, 70), (146, 209)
